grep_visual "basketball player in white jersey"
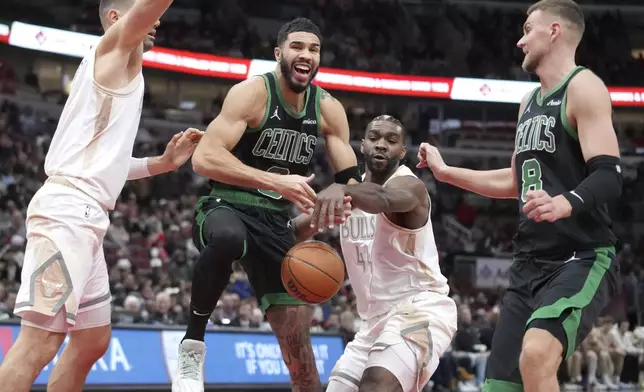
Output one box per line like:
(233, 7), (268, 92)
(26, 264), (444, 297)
(0, 1), (202, 391)
(295, 115), (457, 392)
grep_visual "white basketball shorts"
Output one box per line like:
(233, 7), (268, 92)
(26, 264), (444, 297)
(329, 291), (457, 392)
(14, 178), (112, 332)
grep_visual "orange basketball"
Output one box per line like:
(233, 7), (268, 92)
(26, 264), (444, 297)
(281, 240), (345, 304)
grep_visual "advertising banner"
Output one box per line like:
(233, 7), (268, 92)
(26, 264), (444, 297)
(0, 325), (344, 386)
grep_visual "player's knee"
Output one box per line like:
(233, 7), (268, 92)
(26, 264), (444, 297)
(14, 325), (65, 368)
(68, 325), (111, 365)
(520, 328), (562, 375)
(358, 367), (403, 392)
(204, 217), (245, 253)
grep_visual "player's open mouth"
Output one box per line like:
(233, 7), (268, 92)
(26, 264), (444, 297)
(372, 154), (387, 162)
(293, 63), (311, 77)
(148, 31), (156, 40)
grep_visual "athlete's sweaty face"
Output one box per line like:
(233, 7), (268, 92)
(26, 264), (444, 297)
(276, 32), (321, 93)
(361, 121), (406, 175)
(517, 10), (556, 73)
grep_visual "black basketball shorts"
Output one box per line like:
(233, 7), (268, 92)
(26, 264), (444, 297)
(194, 195), (304, 313)
(482, 247), (619, 392)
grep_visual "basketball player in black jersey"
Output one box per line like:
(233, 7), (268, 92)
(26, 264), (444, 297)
(417, 1), (622, 391)
(172, 18), (360, 392)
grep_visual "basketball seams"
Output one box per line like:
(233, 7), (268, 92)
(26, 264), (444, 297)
(287, 254), (342, 284)
(295, 241), (343, 260)
(285, 257), (326, 301)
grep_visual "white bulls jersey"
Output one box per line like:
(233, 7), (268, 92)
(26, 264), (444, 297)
(340, 165), (449, 320)
(44, 40), (144, 210)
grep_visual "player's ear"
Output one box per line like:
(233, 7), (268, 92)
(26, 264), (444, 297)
(360, 140), (365, 155)
(274, 47), (281, 62)
(550, 22), (561, 41)
(107, 9), (120, 24)
(399, 146), (407, 160)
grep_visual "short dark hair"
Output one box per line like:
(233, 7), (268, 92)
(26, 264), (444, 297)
(527, 0), (585, 36)
(99, 0), (130, 21)
(368, 115), (406, 138)
(276, 17), (322, 47)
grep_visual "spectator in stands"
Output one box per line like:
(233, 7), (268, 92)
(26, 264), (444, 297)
(150, 291), (179, 326)
(113, 295), (147, 324)
(617, 320), (642, 386)
(339, 310), (356, 347)
(563, 349), (584, 390)
(451, 306), (487, 389)
(600, 316), (626, 387)
(583, 321), (618, 389)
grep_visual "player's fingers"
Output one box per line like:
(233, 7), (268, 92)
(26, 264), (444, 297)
(416, 160), (428, 168)
(315, 200), (329, 232)
(525, 190), (547, 200)
(304, 174), (315, 183)
(170, 132), (183, 144)
(536, 211), (555, 222)
(295, 200), (310, 214)
(300, 181), (317, 202)
(343, 196), (352, 204)
(529, 204), (552, 220)
(522, 196), (548, 215)
(309, 199), (323, 228)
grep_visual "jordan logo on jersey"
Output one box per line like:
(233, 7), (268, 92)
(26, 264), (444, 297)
(271, 107), (280, 120)
(251, 128), (316, 164)
(515, 114), (557, 154)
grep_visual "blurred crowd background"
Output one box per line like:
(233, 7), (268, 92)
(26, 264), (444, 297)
(2, 0), (644, 390)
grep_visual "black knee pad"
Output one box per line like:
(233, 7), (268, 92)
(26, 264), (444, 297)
(201, 207), (247, 260)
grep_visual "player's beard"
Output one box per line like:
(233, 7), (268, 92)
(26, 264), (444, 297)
(522, 52), (540, 73)
(365, 155), (399, 178)
(280, 56), (318, 94)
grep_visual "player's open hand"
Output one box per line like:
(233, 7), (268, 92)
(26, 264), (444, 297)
(523, 190), (572, 222)
(310, 183), (348, 232)
(162, 128), (204, 169)
(309, 196), (352, 228)
(416, 142), (448, 180)
(273, 174), (317, 213)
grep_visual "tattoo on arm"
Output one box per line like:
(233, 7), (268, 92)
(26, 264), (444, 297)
(320, 89), (337, 102)
(266, 306), (321, 392)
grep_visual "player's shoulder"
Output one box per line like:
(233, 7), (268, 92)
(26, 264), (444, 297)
(567, 68), (609, 96)
(386, 166), (424, 188)
(566, 69), (611, 109)
(318, 87), (344, 114)
(222, 76), (268, 115)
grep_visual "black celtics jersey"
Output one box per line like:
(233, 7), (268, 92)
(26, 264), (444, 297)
(209, 71), (322, 208)
(512, 66), (617, 259)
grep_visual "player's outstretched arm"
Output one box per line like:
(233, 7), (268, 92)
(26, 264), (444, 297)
(343, 175), (428, 215)
(417, 143), (517, 199)
(127, 128), (203, 180)
(319, 89), (360, 184)
(415, 90), (535, 200)
(99, 0), (173, 54)
(292, 197), (352, 242)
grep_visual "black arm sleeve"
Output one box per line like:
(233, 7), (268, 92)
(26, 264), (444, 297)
(562, 155), (623, 215)
(335, 165), (362, 184)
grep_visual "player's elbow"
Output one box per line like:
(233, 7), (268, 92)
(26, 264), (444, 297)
(191, 148), (217, 177)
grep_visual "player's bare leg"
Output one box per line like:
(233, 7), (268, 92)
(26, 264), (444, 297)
(0, 325), (65, 391)
(520, 328), (563, 392)
(359, 367), (403, 392)
(267, 305), (321, 392)
(47, 324), (111, 392)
